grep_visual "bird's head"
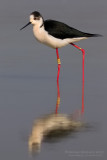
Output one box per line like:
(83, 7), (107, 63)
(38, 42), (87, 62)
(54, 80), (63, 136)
(30, 11), (43, 26)
(20, 11), (44, 30)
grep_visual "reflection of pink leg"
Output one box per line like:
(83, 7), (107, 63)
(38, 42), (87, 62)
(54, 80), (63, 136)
(55, 48), (61, 114)
(70, 43), (85, 113)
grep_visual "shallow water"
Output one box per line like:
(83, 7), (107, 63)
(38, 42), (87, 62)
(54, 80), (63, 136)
(0, 0), (107, 159)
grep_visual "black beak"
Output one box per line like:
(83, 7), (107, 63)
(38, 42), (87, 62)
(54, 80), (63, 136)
(20, 22), (31, 30)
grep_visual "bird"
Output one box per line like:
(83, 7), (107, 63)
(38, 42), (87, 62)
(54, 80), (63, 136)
(20, 11), (101, 113)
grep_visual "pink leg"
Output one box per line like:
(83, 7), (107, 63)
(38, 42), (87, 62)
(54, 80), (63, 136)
(55, 48), (61, 114)
(70, 43), (85, 113)
(56, 48), (61, 82)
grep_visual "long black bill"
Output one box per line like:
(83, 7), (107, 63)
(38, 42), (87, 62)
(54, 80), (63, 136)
(20, 22), (31, 30)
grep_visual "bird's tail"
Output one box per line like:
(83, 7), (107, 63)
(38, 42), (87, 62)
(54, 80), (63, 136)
(84, 33), (103, 37)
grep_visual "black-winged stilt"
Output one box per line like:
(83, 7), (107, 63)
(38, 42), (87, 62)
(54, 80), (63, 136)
(20, 11), (101, 113)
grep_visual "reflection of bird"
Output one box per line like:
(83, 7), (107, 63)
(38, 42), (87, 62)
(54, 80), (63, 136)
(28, 113), (83, 153)
(20, 11), (101, 113)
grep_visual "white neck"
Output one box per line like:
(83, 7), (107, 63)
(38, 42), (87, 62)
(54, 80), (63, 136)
(33, 18), (44, 28)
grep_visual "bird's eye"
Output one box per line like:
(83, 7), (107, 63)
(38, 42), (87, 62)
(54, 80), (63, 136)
(34, 17), (40, 20)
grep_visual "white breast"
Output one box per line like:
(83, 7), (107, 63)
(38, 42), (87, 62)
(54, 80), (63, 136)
(33, 26), (46, 43)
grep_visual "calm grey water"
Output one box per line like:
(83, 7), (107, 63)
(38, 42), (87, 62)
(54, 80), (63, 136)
(0, 0), (107, 159)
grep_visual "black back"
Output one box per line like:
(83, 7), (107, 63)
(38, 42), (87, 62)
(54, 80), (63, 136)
(44, 20), (99, 39)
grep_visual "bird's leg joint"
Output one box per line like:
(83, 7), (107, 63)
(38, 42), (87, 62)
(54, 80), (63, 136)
(70, 43), (85, 55)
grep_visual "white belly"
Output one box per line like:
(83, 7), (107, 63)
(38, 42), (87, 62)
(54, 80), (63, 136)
(44, 35), (87, 49)
(33, 26), (87, 49)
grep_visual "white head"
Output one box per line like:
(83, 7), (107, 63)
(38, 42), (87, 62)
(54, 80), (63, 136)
(20, 11), (44, 30)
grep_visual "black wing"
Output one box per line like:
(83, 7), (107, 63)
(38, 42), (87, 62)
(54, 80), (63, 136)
(44, 20), (100, 39)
